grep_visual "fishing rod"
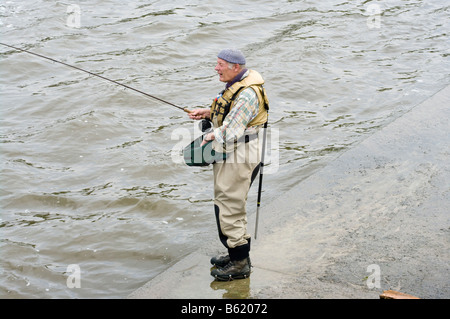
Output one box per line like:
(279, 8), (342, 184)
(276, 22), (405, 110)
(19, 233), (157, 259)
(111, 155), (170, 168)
(0, 42), (191, 113)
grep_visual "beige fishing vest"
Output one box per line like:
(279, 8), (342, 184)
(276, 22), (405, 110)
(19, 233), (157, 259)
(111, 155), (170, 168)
(210, 70), (269, 129)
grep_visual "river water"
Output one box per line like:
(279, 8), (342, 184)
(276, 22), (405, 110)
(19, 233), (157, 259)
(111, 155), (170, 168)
(0, 0), (448, 298)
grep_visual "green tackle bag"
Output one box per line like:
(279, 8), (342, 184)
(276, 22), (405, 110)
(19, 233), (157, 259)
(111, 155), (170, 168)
(183, 135), (228, 166)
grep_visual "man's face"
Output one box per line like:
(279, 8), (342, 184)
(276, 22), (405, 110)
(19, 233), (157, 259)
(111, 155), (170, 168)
(215, 58), (240, 83)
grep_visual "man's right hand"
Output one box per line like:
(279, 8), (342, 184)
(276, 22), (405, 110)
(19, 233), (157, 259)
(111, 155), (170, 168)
(188, 108), (210, 120)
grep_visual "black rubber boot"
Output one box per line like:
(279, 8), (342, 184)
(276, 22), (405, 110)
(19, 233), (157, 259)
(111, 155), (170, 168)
(210, 258), (251, 281)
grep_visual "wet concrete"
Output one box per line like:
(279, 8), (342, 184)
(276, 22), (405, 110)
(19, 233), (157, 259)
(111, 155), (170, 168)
(128, 85), (450, 299)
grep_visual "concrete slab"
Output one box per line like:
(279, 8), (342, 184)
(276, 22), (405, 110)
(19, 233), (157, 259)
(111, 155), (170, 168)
(129, 84), (450, 299)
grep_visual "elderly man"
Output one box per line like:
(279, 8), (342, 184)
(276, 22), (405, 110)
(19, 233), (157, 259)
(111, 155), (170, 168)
(188, 49), (269, 280)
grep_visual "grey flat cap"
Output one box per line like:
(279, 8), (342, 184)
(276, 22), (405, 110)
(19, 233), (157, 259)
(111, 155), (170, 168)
(217, 49), (246, 65)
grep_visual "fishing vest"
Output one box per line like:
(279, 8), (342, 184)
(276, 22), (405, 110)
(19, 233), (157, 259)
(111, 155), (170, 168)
(210, 70), (269, 128)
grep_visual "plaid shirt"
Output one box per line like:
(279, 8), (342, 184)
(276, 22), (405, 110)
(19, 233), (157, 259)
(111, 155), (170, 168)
(213, 87), (259, 144)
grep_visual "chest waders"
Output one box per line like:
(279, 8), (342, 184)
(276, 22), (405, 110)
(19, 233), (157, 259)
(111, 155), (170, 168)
(210, 70), (269, 262)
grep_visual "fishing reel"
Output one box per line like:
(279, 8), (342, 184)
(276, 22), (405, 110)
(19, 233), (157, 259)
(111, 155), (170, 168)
(199, 119), (212, 133)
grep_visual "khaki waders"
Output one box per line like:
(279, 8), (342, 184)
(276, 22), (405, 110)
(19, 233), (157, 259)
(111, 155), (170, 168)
(209, 69), (269, 263)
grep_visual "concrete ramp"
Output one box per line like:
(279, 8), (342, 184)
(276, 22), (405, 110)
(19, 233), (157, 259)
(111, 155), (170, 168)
(129, 85), (450, 299)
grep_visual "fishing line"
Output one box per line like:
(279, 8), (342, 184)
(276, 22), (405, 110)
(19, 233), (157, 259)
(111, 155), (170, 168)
(0, 42), (191, 113)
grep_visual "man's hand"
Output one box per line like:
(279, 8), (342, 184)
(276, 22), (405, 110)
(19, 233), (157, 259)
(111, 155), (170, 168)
(188, 108), (210, 120)
(201, 132), (215, 146)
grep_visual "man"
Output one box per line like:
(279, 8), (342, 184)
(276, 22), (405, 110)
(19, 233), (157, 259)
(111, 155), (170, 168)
(188, 49), (269, 280)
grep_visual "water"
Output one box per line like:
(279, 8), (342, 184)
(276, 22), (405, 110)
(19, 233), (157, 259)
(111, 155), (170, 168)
(1, 0), (449, 298)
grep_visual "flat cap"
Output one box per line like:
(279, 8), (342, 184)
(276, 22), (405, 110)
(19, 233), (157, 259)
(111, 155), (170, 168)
(217, 49), (246, 65)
